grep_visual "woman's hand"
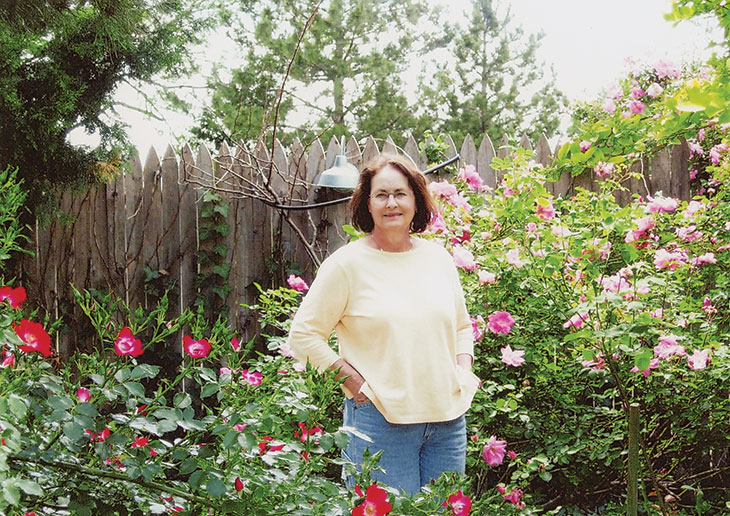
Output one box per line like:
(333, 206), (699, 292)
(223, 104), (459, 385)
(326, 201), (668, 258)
(456, 353), (473, 372)
(330, 358), (370, 404)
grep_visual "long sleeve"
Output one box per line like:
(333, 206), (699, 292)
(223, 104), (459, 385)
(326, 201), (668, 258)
(286, 256), (349, 373)
(452, 264), (474, 358)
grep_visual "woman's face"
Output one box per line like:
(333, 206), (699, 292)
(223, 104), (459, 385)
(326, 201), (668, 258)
(367, 164), (416, 235)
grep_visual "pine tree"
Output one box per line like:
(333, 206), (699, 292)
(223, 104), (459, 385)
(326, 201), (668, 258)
(0, 0), (211, 212)
(190, 0), (431, 147)
(415, 0), (566, 146)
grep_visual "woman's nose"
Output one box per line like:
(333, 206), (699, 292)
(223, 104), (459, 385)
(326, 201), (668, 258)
(385, 193), (397, 207)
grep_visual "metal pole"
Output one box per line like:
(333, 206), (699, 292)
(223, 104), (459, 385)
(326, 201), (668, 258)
(627, 403), (640, 516)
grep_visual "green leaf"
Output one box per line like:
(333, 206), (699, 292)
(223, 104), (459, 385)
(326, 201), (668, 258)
(635, 348), (652, 371)
(222, 430), (239, 449)
(539, 471), (553, 482)
(212, 263), (231, 279)
(179, 457), (198, 475)
(63, 422), (85, 441)
(76, 403), (99, 418)
(115, 368), (131, 383)
(206, 477), (227, 497)
(16, 479), (43, 496)
(124, 382), (145, 398)
(174, 392), (192, 409)
(8, 395), (28, 419)
(156, 419), (178, 433)
(131, 364), (161, 380)
(675, 101), (706, 112)
(201, 383), (219, 398)
(3, 483), (20, 505)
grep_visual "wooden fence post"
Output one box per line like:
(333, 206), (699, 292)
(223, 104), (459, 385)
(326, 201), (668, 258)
(627, 403), (640, 516)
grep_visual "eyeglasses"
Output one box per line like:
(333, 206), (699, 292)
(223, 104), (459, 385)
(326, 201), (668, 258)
(370, 191), (413, 205)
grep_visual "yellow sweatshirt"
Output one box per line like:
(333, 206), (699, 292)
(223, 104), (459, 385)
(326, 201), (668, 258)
(286, 237), (480, 424)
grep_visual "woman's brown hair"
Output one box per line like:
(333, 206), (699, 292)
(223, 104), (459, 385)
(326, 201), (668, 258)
(350, 153), (437, 233)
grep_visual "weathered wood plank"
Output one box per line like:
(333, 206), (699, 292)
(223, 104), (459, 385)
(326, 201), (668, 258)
(124, 152), (145, 310)
(671, 140), (690, 201)
(477, 133), (497, 190)
(403, 134), (422, 170)
(361, 136), (380, 165)
(382, 135), (398, 155)
(460, 134), (477, 168)
(178, 144), (198, 319)
(141, 147), (163, 309)
(160, 145), (182, 313)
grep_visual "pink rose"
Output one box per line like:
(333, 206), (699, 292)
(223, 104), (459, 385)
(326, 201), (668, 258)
(114, 327), (143, 358)
(500, 345), (525, 367)
(482, 435), (507, 465)
(241, 369), (263, 386)
(478, 270), (496, 284)
(646, 82), (663, 98)
(593, 161), (614, 178)
(687, 349), (710, 370)
(77, 387), (91, 403)
(458, 165), (484, 191)
(563, 313), (588, 329)
(488, 311), (515, 335)
(506, 249), (525, 268)
(453, 246), (478, 271)
(646, 196), (678, 213)
(286, 274), (309, 292)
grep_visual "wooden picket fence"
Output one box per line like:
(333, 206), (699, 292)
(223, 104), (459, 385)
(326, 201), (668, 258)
(22, 132), (690, 357)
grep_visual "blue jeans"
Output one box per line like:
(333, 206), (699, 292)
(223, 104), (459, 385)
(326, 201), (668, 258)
(341, 397), (466, 496)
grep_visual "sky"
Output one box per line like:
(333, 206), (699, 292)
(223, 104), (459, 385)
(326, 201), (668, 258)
(68, 0), (723, 154)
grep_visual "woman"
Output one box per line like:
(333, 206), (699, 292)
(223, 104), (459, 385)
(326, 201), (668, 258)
(286, 153), (480, 495)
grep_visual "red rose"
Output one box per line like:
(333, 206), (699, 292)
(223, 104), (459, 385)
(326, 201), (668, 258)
(14, 319), (52, 357)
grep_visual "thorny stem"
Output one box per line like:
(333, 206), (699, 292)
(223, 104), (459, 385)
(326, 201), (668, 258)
(8, 455), (216, 507)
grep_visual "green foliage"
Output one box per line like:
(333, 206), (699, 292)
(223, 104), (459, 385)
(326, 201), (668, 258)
(0, 166), (30, 270)
(195, 190), (232, 315)
(190, 0), (432, 147)
(0, 0), (212, 212)
(414, 0), (567, 145)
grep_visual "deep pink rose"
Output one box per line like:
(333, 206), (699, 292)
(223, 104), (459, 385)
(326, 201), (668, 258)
(77, 388), (91, 403)
(183, 335), (211, 359)
(114, 327), (143, 357)
(445, 490), (472, 516)
(241, 369), (263, 386)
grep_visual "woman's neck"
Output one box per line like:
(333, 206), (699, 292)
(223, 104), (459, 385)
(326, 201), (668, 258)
(368, 230), (413, 252)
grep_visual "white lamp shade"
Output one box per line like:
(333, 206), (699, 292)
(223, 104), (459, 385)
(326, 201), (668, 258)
(316, 155), (360, 190)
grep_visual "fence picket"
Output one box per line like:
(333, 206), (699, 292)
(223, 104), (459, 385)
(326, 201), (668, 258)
(460, 134), (477, 169)
(477, 133), (497, 189)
